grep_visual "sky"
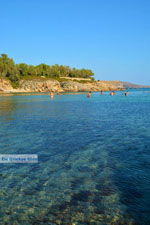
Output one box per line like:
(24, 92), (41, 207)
(0, 0), (150, 85)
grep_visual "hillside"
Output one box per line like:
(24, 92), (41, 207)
(121, 81), (150, 89)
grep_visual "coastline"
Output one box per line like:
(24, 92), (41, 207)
(0, 78), (124, 94)
(1, 78), (149, 95)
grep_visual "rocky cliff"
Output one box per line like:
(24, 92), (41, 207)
(0, 78), (124, 93)
(0, 78), (14, 92)
(19, 79), (63, 92)
(60, 80), (123, 92)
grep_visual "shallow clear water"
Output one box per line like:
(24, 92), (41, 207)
(0, 90), (150, 225)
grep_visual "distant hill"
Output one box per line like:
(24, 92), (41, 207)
(121, 81), (150, 89)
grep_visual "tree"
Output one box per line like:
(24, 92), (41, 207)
(0, 54), (17, 78)
(0, 53), (95, 86)
(16, 63), (29, 77)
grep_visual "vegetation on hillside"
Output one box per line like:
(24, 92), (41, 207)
(0, 54), (94, 87)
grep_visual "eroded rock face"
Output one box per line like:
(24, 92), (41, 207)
(60, 81), (123, 92)
(0, 78), (124, 93)
(19, 79), (63, 92)
(0, 78), (13, 92)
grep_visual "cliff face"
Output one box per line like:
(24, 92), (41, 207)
(60, 81), (123, 92)
(0, 78), (124, 93)
(19, 79), (63, 92)
(0, 78), (13, 92)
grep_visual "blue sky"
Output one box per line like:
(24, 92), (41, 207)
(0, 0), (150, 84)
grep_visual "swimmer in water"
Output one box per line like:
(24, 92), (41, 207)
(110, 91), (115, 96)
(124, 92), (129, 96)
(87, 92), (91, 98)
(50, 92), (54, 99)
(122, 91), (129, 96)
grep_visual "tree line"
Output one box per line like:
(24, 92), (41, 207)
(0, 54), (94, 85)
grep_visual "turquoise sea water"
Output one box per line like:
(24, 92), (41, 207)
(0, 89), (150, 225)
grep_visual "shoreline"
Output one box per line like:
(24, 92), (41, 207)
(0, 78), (124, 94)
(0, 78), (149, 95)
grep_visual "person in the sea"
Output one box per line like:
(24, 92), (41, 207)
(124, 92), (129, 96)
(110, 91), (115, 96)
(122, 91), (129, 96)
(50, 92), (54, 99)
(87, 91), (91, 98)
(100, 90), (104, 95)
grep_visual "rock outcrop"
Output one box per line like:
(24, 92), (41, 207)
(0, 78), (124, 93)
(19, 79), (63, 92)
(0, 78), (13, 92)
(60, 81), (123, 92)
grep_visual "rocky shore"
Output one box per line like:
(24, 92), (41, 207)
(0, 78), (124, 93)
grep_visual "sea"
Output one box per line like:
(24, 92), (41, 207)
(0, 89), (150, 225)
